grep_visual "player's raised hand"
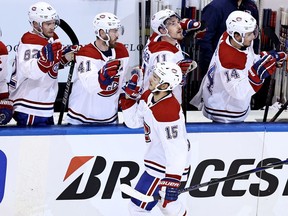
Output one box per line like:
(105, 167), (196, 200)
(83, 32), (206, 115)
(177, 59), (197, 75)
(158, 178), (180, 208)
(180, 18), (202, 31)
(249, 54), (276, 86)
(177, 59), (197, 85)
(60, 45), (82, 65)
(122, 67), (143, 100)
(261, 50), (287, 68)
(98, 59), (122, 87)
(37, 41), (62, 71)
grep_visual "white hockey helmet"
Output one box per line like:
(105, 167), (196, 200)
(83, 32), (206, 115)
(28, 2), (59, 29)
(152, 62), (182, 92)
(226, 10), (257, 46)
(93, 12), (123, 38)
(151, 9), (181, 36)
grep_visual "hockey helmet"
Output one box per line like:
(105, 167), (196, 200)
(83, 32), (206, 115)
(226, 10), (258, 46)
(28, 2), (60, 28)
(152, 62), (182, 92)
(93, 12), (123, 37)
(151, 9), (181, 35)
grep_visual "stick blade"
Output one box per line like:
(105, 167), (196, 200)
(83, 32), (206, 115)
(120, 184), (155, 202)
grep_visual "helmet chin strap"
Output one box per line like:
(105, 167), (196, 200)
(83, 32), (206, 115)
(33, 24), (49, 39)
(231, 33), (245, 47)
(98, 31), (110, 46)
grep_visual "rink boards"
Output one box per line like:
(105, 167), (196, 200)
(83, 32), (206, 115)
(0, 123), (288, 216)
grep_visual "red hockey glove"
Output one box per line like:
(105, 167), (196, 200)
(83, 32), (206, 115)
(0, 99), (13, 125)
(60, 45), (82, 66)
(98, 60), (122, 89)
(180, 18), (206, 38)
(37, 42), (62, 72)
(180, 18), (202, 31)
(248, 55), (276, 92)
(261, 50), (287, 68)
(122, 67), (143, 100)
(158, 178), (180, 208)
(177, 59), (197, 85)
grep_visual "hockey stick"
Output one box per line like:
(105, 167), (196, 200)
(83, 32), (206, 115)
(57, 19), (79, 125)
(120, 159), (288, 202)
(262, 26), (280, 122)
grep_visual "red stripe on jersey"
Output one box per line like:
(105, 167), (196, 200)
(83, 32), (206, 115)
(219, 32), (247, 70)
(140, 178), (160, 209)
(114, 42), (129, 59)
(151, 95), (180, 122)
(77, 43), (104, 60)
(0, 41), (8, 55)
(21, 32), (59, 46)
(166, 173), (181, 181)
(148, 40), (179, 54)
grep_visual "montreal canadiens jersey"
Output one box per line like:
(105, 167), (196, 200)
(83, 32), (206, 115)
(66, 42), (129, 124)
(142, 34), (185, 103)
(199, 32), (261, 123)
(121, 90), (190, 181)
(0, 41), (8, 97)
(9, 32), (60, 117)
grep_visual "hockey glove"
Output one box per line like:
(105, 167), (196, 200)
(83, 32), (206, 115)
(180, 18), (202, 31)
(60, 45), (82, 66)
(261, 50), (287, 68)
(98, 59), (122, 88)
(37, 42), (62, 72)
(158, 178), (180, 208)
(0, 99), (13, 125)
(248, 55), (276, 91)
(122, 67), (143, 100)
(177, 59), (197, 85)
(180, 18), (206, 38)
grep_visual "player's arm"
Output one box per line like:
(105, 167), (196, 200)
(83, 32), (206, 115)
(156, 117), (189, 207)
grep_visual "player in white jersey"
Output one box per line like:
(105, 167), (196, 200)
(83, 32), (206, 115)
(66, 12), (129, 125)
(0, 27), (13, 125)
(9, 2), (78, 126)
(191, 10), (286, 123)
(120, 62), (190, 215)
(142, 9), (198, 103)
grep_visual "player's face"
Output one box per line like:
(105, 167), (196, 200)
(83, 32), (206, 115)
(148, 72), (161, 91)
(165, 16), (183, 40)
(108, 28), (120, 48)
(42, 20), (57, 38)
(243, 31), (256, 47)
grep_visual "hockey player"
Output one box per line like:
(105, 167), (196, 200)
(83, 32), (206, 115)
(198, 0), (259, 79)
(66, 12), (129, 124)
(120, 62), (190, 215)
(142, 9), (198, 103)
(191, 11), (286, 123)
(0, 27), (13, 125)
(9, 2), (79, 126)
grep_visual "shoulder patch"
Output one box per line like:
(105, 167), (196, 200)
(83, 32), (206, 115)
(115, 42), (129, 58)
(148, 41), (179, 54)
(77, 43), (103, 60)
(151, 96), (180, 122)
(219, 33), (247, 70)
(21, 32), (58, 46)
(0, 41), (8, 55)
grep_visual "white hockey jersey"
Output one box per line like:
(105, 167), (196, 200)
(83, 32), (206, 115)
(192, 32), (261, 123)
(121, 90), (190, 181)
(0, 41), (8, 98)
(66, 42), (129, 124)
(142, 34), (185, 103)
(9, 32), (60, 117)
